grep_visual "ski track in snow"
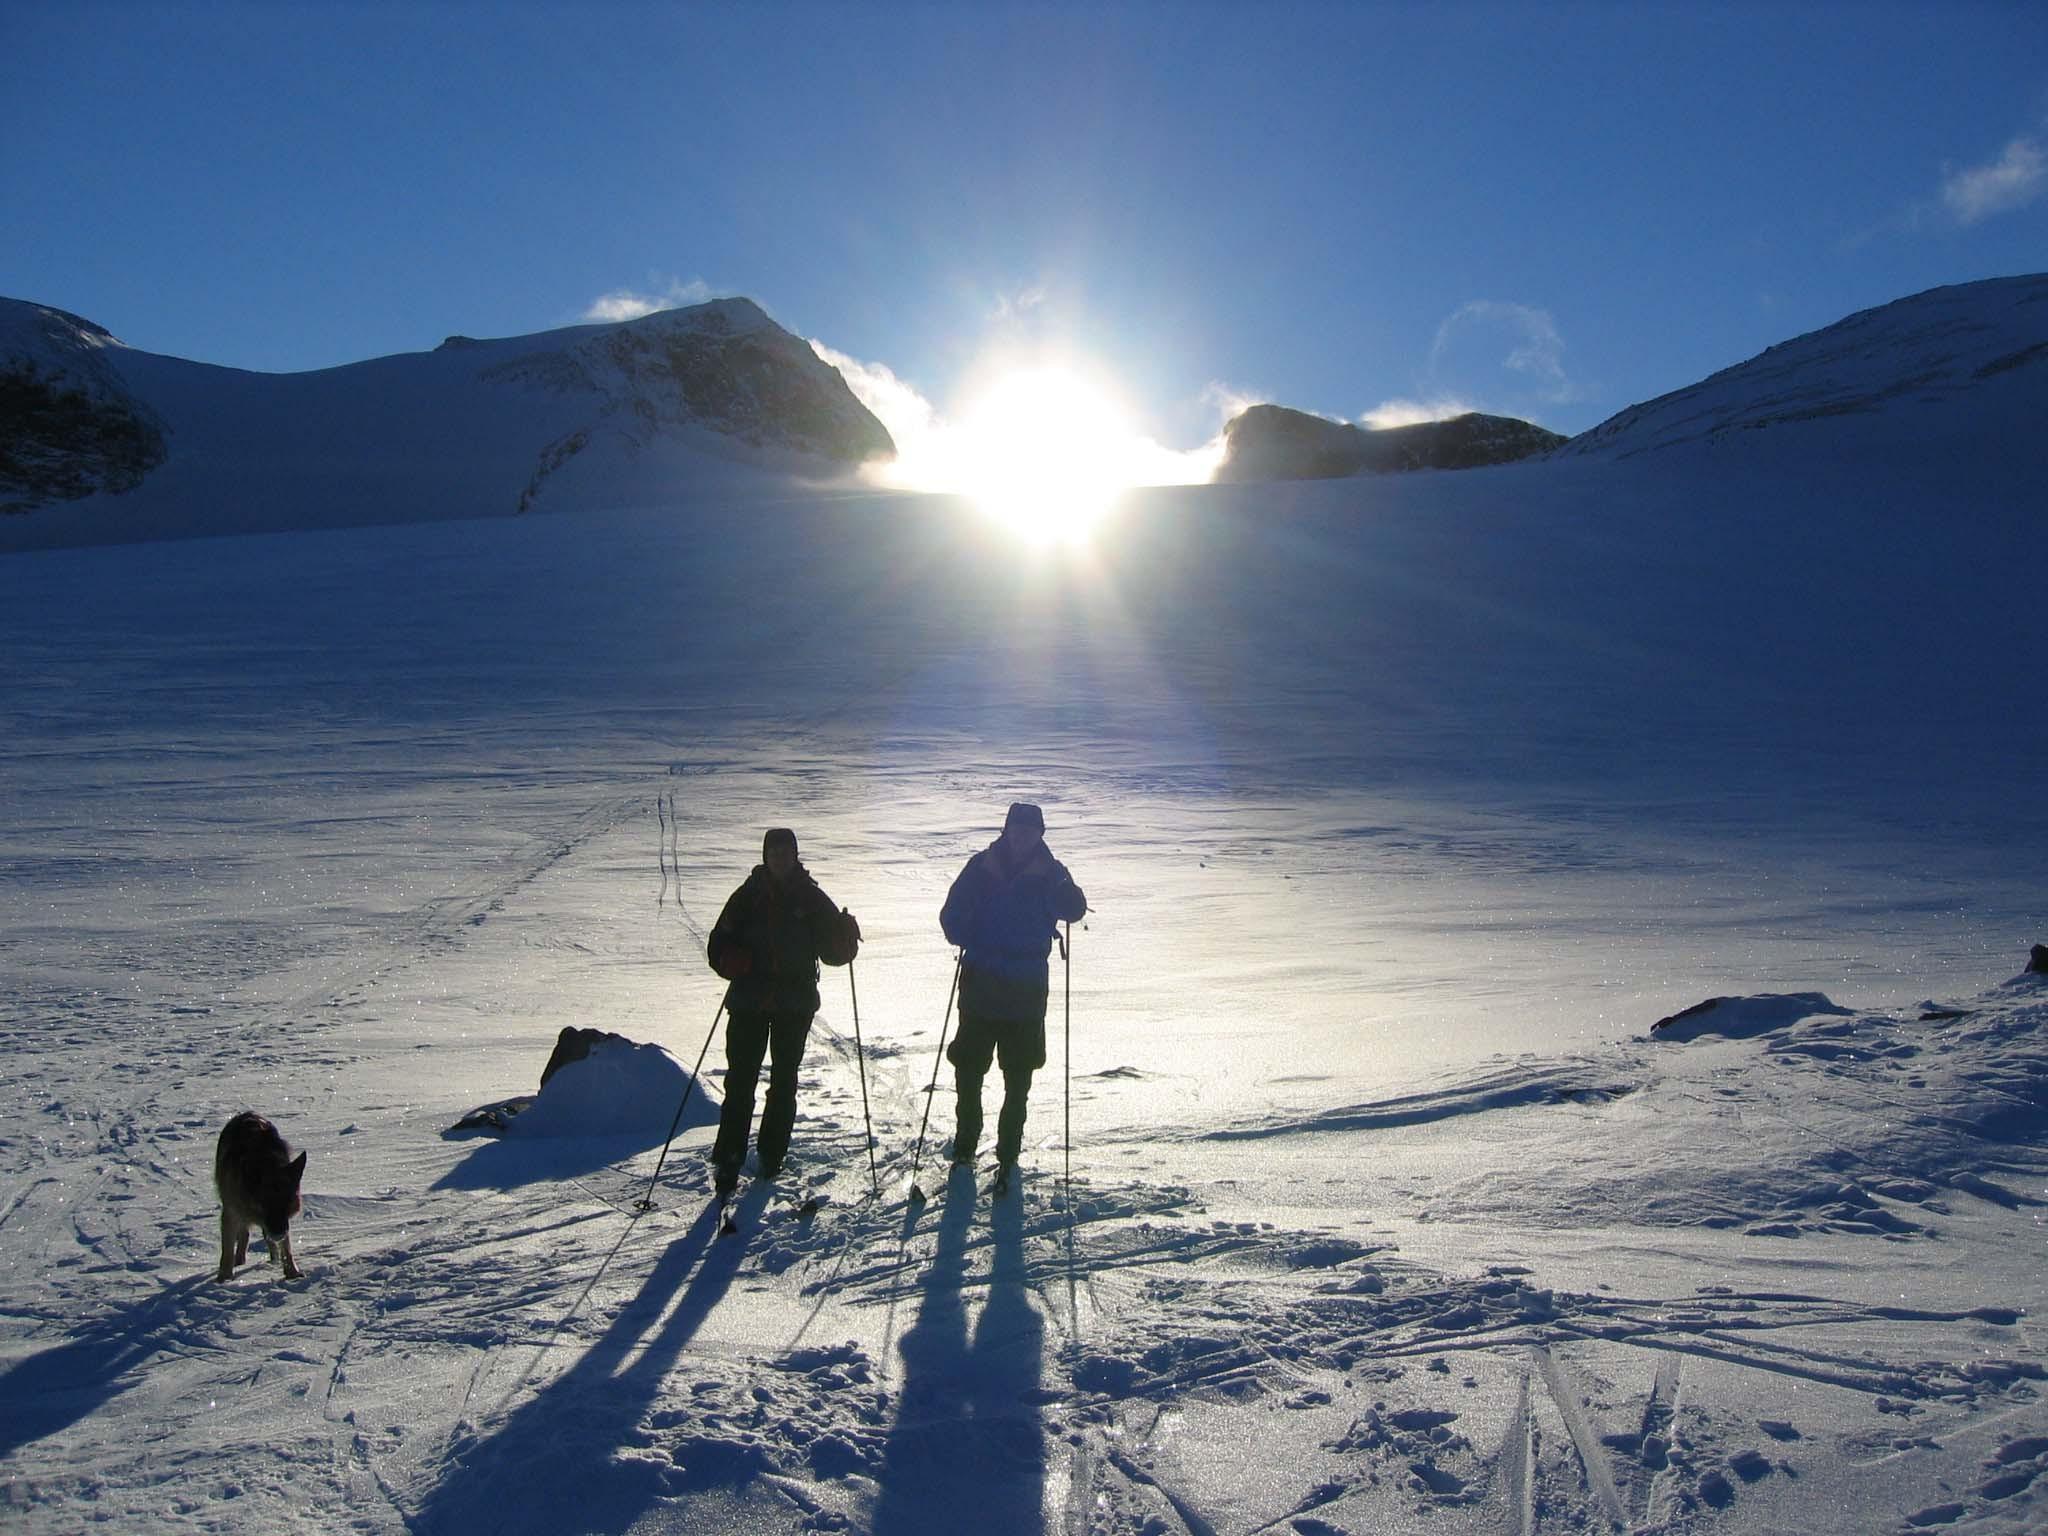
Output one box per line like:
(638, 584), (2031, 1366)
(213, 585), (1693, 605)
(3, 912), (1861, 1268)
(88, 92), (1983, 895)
(4, 781), (2044, 1536)
(1, 764), (2044, 1536)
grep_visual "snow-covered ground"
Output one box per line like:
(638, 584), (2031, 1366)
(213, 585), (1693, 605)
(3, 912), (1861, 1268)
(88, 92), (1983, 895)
(3, 324), (2045, 1533)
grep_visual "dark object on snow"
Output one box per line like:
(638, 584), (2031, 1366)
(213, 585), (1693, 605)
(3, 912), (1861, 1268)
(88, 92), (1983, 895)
(2028, 944), (2048, 975)
(540, 1026), (635, 1089)
(1648, 992), (1850, 1042)
(215, 1111), (306, 1283)
(447, 1095), (535, 1135)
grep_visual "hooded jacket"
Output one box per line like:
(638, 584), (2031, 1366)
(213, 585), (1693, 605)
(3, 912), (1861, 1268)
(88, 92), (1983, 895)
(707, 863), (850, 1016)
(940, 838), (1086, 1022)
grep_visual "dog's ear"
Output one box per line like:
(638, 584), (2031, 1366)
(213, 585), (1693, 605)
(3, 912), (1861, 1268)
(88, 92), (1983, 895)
(289, 1151), (308, 1186)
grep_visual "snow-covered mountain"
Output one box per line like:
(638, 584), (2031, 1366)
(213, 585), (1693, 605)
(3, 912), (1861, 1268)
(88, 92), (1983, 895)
(1561, 272), (2048, 459)
(0, 296), (894, 547)
(1212, 405), (1564, 482)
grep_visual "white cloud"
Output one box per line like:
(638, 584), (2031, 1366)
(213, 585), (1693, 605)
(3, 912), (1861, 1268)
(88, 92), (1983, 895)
(809, 342), (941, 468)
(581, 278), (718, 323)
(1202, 381), (1267, 423)
(1941, 136), (2046, 224)
(1360, 396), (1475, 430)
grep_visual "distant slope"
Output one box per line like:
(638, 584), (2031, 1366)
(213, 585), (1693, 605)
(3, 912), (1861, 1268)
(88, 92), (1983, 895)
(1213, 405), (1564, 483)
(1560, 272), (2048, 459)
(0, 297), (894, 550)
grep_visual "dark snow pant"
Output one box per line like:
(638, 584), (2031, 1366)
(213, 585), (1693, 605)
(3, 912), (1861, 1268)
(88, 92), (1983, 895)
(948, 1011), (1046, 1166)
(712, 1009), (813, 1180)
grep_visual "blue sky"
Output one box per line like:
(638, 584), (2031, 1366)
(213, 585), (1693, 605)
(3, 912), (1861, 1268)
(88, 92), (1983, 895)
(5, 1), (2044, 449)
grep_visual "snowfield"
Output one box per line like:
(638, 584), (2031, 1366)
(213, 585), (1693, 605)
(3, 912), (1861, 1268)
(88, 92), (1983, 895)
(2, 279), (2045, 1534)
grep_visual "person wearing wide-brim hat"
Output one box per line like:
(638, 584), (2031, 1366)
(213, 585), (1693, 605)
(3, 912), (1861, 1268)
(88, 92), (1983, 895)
(705, 828), (860, 1196)
(939, 802), (1087, 1185)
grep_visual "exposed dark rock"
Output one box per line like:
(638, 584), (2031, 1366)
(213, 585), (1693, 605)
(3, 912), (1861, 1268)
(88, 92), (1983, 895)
(540, 1026), (637, 1089)
(1, 302), (167, 514)
(584, 299), (894, 466)
(1213, 404), (1563, 483)
(2028, 944), (2048, 975)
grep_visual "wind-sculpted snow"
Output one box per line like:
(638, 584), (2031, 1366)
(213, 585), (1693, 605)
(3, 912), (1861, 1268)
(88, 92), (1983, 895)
(1191, 1063), (1648, 1139)
(4, 963), (2045, 1533)
(1649, 992), (1854, 1041)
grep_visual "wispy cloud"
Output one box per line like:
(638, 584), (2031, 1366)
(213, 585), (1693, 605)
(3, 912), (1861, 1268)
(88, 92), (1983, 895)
(1941, 135), (2046, 224)
(1429, 301), (1575, 406)
(1202, 381), (1267, 423)
(991, 285), (1048, 324)
(581, 278), (718, 323)
(809, 343), (940, 466)
(1360, 396), (1475, 430)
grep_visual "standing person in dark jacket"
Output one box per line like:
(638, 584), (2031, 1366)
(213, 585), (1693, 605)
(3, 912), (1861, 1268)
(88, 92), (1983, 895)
(940, 802), (1087, 1187)
(705, 828), (859, 1197)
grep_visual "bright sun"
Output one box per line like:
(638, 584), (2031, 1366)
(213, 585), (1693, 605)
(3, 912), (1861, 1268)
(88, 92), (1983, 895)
(951, 366), (1142, 542)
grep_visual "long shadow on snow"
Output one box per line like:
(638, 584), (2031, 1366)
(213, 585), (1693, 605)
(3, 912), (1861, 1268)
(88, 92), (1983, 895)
(408, 1184), (768, 1536)
(873, 1167), (1047, 1536)
(0, 1275), (212, 1457)
(431, 1132), (663, 1191)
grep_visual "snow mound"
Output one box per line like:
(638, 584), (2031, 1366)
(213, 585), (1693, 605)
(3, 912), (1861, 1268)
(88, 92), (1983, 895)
(504, 1037), (712, 1140)
(1649, 991), (1852, 1041)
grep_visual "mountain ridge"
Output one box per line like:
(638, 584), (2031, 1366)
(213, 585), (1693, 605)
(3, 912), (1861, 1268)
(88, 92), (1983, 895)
(0, 296), (894, 544)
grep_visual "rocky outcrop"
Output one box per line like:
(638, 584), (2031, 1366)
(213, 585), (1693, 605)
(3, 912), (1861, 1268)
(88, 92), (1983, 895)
(1213, 404), (1564, 483)
(589, 300), (892, 465)
(479, 299), (894, 469)
(539, 1026), (637, 1089)
(0, 302), (167, 514)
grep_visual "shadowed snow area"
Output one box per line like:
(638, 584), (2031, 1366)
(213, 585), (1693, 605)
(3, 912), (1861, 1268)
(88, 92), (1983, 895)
(2, 278), (2045, 1534)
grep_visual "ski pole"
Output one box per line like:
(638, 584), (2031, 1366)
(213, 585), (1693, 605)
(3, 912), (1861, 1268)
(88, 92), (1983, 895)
(635, 997), (726, 1212)
(1062, 919), (1073, 1211)
(848, 957), (880, 1199)
(906, 952), (963, 1205)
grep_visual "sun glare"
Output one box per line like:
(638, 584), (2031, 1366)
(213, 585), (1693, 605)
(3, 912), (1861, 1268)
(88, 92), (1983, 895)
(824, 341), (1228, 543)
(952, 367), (1140, 542)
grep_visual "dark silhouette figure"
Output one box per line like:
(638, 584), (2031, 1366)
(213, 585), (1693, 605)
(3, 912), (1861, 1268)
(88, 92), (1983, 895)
(940, 803), (1086, 1178)
(706, 827), (859, 1195)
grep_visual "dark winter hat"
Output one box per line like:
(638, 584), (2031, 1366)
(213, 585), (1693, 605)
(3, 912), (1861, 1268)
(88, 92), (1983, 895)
(763, 827), (799, 857)
(1004, 802), (1045, 833)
